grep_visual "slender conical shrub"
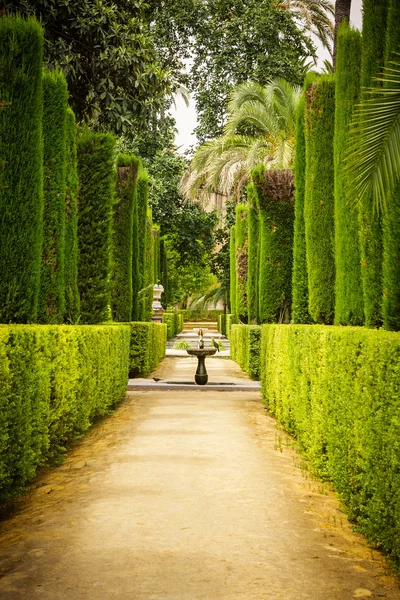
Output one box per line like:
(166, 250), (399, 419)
(0, 16), (44, 323)
(292, 94), (312, 324)
(152, 225), (160, 283)
(334, 23), (363, 326)
(112, 154), (139, 322)
(229, 225), (237, 317)
(247, 183), (260, 323)
(359, 0), (388, 327)
(64, 108), (80, 323)
(235, 204), (248, 323)
(304, 74), (335, 324)
(38, 70), (68, 323)
(160, 237), (169, 307)
(253, 166), (294, 324)
(141, 208), (154, 322)
(382, 0), (400, 330)
(77, 130), (116, 323)
(137, 165), (149, 320)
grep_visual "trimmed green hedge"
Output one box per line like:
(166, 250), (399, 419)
(128, 322), (167, 378)
(226, 313), (239, 339)
(0, 324), (130, 501)
(64, 108), (80, 324)
(218, 314), (227, 336)
(235, 204), (248, 323)
(304, 75), (335, 325)
(247, 183), (259, 323)
(230, 324), (261, 380)
(229, 225), (237, 318)
(163, 309), (184, 339)
(0, 16), (44, 323)
(137, 166), (149, 320)
(260, 323), (400, 568)
(141, 208), (155, 322)
(181, 309), (224, 322)
(112, 155), (139, 322)
(77, 130), (116, 323)
(39, 70), (68, 324)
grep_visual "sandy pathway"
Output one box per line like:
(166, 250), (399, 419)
(0, 357), (399, 599)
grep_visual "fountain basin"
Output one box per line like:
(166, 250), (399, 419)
(186, 347), (217, 385)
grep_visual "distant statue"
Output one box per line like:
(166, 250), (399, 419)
(198, 328), (204, 349)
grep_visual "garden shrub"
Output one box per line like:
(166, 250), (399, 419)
(334, 24), (363, 326)
(247, 183), (259, 323)
(292, 94), (312, 324)
(252, 166), (294, 324)
(260, 323), (400, 568)
(0, 324), (130, 501)
(181, 309), (224, 322)
(137, 166), (149, 320)
(358, 0), (388, 327)
(128, 322), (167, 377)
(64, 108), (80, 324)
(112, 154), (139, 322)
(0, 16), (44, 323)
(229, 225), (237, 318)
(218, 314), (227, 336)
(235, 204), (248, 323)
(39, 69), (68, 324)
(141, 208), (155, 321)
(163, 308), (181, 339)
(77, 130), (116, 323)
(230, 324), (261, 379)
(226, 313), (239, 339)
(304, 74), (335, 325)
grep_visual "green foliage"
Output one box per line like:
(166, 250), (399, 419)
(247, 184), (260, 323)
(217, 314), (227, 336)
(0, 16), (44, 323)
(334, 24), (363, 326)
(173, 339), (191, 350)
(252, 166), (294, 324)
(260, 323), (400, 569)
(230, 324), (261, 379)
(229, 226), (237, 318)
(181, 309), (224, 322)
(39, 69), (68, 324)
(304, 74), (335, 324)
(235, 204), (249, 323)
(226, 313), (239, 339)
(64, 108), (80, 324)
(112, 154), (140, 322)
(77, 130), (116, 324)
(140, 208), (155, 322)
(128, 322), (166, 377)
(137, 165), (149, 297)
(292, 94), (312, 324)
(163, 310), (177, 339)
(0, 324), (130, 501)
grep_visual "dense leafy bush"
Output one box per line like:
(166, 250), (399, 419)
(304, 74), (335, 325)
(77, 130), (116, 323)
(0, 16), (44, 323)
(39, 70), (68, 324)
(0, 324), (130, 501)
(235, 204), (248, 322)
(230, 324), (261, 379)
(64, 108), (80, 324)
(260, 323), (400, 568)
(334, 24), (363, 326)
(112, 155), (139, 322)
(128, 322), (167, 377)
(247, 183), (259, 323)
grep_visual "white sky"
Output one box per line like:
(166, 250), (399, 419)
(171, 0), (363, 154)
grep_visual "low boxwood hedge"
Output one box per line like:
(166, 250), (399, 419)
(230, 324), (261, 379)
(128, 321), (167, 377)
(260, 324), (400, 568)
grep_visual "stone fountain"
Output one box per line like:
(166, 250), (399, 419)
(186, 328), (216, 385)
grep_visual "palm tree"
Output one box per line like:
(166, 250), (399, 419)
(333, 0), (352, 68)
(345, 61), (400, 214)
(180, 79), (302, 204)
(278, 0), (334, 57)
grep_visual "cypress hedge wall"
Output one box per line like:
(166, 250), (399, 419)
(358, 0), (388, 327)
(260, 324), (400, 569)
(39, 70), (68, 324)
(247, 183), (259, 323)
(112, 154), (139, 322)
(131, 176), (140, 321)
(292, 94), (312, 324)
(252, 166), (294, 324)
(229, 225), (237, 318)
(64, 108), (80, 324)
(382, 0), (400, 331)
(235, 204), (248, 323)
(137, 165), (149, 319)
(0, 16), (44, 323)
(77, 130), (116, 323)
(153, 225), (160, 283)
(0, 324), (130, 501)
(140, 208), (155, 322)
(230, 324), (261, 380)
(334, 23), (363, 326)
(304, 74), (335, 324)
(128, 322), (167, 377)
(160, 237), (169, 307)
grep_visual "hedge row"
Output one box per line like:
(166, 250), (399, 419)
(235, 204), (248, 323)
(0, 324), (130, 501)
(181, 309), (224, 322)
(217, 313), (227, 336)
(260, 324), (400, 569)
(229, 225), (237, 317)
(163, 310), (184, 339)
(127, 322), (167, 378)
(230, 324), (261, 379)
(247, 183), (259, 323)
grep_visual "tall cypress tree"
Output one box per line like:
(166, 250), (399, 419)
(304, 74), (336, 324)
(0, 16), (44, 323)
(235, 204), (248, 323)
(64, 108), (80, 323)
(229, 225), (237, 317)
(292, 93), (312, 324)
(247, 183), (260, 324)
(137, 166), (149, 321)
(334, 23), (363, 326)
(359, 0), (388, 327)
(38, 70), (68, 323)
(112, 154), (139, 322)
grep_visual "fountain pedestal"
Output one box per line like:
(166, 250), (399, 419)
(186, 348), (217, 385)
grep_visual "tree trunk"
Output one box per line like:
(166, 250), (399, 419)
(333, 0), (352, 69)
